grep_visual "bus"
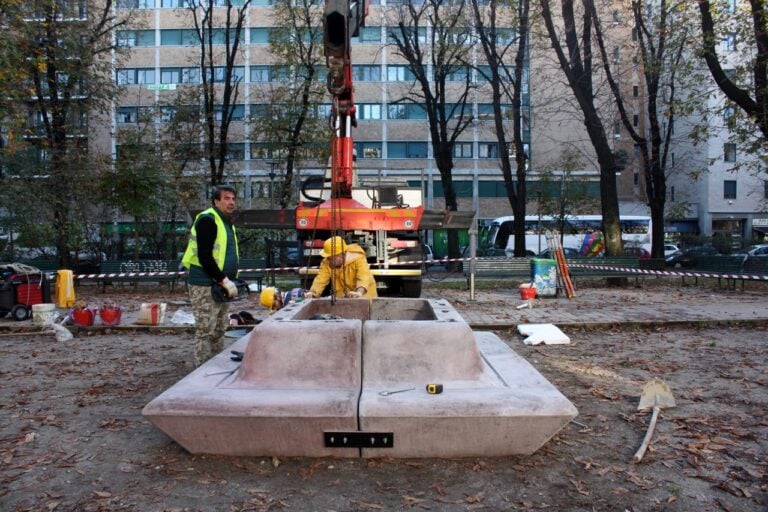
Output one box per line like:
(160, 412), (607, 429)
(485, 215), (652, 257)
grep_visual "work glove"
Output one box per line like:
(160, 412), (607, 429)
(221, 277), (238, 298)
(345, 290), (363, 298)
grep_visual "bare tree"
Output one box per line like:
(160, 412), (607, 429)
(470, 0), (531, 257)
(387, 0), (475, 264)
(254, 0), (329, 209)
(105, 95), (202, 258)
(591, 1), (692, 258)
(539, 0), (624, 256)
(698, 0), (768, 166)
(187, 0), (252, 186)
(1, 0), (130, 267)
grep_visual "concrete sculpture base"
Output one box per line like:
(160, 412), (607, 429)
(143, 298), (577, 457)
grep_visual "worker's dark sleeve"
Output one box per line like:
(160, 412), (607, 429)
(195, 216), (226, 282)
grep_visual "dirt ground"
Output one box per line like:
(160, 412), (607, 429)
(0, 285), (766, 511)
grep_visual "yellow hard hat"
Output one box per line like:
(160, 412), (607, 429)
(260, 287), (277, 309)
(320, 236), (347, 258)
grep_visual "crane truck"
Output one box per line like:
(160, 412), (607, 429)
(237, 0), (474, 296)
(295, 0), (425, 297)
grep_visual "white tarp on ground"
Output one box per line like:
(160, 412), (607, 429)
(517, 323), (570, 345)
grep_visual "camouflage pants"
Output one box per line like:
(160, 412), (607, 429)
(188, 284), (230, 367)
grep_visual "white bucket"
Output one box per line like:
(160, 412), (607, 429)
(32, 303), (57, 326)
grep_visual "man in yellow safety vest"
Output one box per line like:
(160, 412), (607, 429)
(181, 185), (240, 366)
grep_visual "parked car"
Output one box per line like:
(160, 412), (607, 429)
(663, 243), (680, 257)
(423, 244), (436, 266)
(746, 244), (768, 257)
(665, 245), (719, 268)
(270, 246), (299, 267)
(537, 247), (581, 259)
(623, 246), (651, 259)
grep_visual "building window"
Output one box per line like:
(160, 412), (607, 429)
(765, 181), (768, 199)
(723, 105), (735, 122)
(386, 26), (426, 45)
(250, 28), (270, 44)
(724, 180), (737, 199)
(116, 30), (154, 47)
(116, 107), (137, 124)
(205, 66), (245, 83)
(494, 28), (517, 44)
(214, 105), (245, 122)
(633, 114), (639, 127)
(445, 66), (471, 82)
(670, 186), (675, 201)
(723, 143), (737, 162)
(612, 10), (620, 23)
(352, 65), (381, 82)
(358, 104), (381, 120)
(478, 142), (499, 159)
(180, 67), (200, 84)
(160, 29), (199, 45)
(633, 85), (638, 97)
(161, 68), (180, 84)
(722, 33), (736, 52)
(453, 142), (473, 158)
(387, 103), (426, 120)
(116, 68), (155, 85)
(613, 121), (622, 138)
(250, 66), (270, 82)
(250, 143), (270, 160)
(355, 141), (382, 159)
(387, 141), (427, 159)
(632, 27), (638, 41)
(313, 104), (332, 118)
(386, 65), (414, 82)
(353, 26), (381, 43)
(117, 0), (155, 8)
(612, 47), (620, 64)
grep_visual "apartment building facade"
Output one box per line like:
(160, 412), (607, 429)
(106, 0), (637, 224)
(663, 0), (768, 242)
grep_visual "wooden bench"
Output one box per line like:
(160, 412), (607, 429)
(238, 258), (266, 291)
(464, 257), (531, 287)
(79, 259), (182, 291)
(743, 257), (768, 289)
(691, 255), (746, 289)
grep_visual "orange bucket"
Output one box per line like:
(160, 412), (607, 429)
(519, 284), (537, 300)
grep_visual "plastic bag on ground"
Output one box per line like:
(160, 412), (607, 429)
(170, 309), (195, 325)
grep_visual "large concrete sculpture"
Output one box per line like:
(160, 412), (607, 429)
(143, 298), (577, 457)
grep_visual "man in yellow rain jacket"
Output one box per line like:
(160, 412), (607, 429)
(305, 236), (377, 299)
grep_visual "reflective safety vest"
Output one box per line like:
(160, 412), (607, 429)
(181, 207), (238, 271)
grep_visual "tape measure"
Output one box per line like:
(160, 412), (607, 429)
(426, 383), (443, 394)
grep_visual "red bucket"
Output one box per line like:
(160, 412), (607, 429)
(99, 306), (122, 326)
(71, 308), (95, 327)
(519, 284), (537, 300)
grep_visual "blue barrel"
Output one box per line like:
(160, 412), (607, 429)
(531, 258), (558, 297)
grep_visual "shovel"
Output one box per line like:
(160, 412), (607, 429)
(633, 378), (676, 463)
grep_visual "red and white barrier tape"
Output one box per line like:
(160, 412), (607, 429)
(567, 263), (768, 282)
(74, 258), (768, 282)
